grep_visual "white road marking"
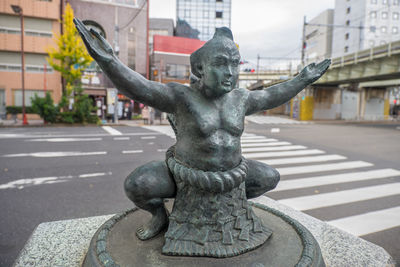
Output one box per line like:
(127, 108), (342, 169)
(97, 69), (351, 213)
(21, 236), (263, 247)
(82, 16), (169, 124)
(241, 138), (278, 143)
(277, 161), (373, 176)
(0, 172), (112, 190)
(243, 149), (325, 159)
(274, 168), (400, 192)
(141, 125), (176, 138)
(122, 150), (143, 154)
(241, 141), (291, 148)
(141, 136), (156, 139)
(26, 138), (102, 142)
(113, 137), (130, 140)
(271, 128), (280, 133)
(2, 151), (107, 158)
(259, 154), (346, 166)
(157, 149), (167, 152)
(241, 136), (271, 140)
(279, 183), (400, 211)
(242, 145), (307, 153)
(0, 132), (162, 139)
(79, 172), (112, 178)
(102, 126), (123, 135)
(328, 206), (400, 236)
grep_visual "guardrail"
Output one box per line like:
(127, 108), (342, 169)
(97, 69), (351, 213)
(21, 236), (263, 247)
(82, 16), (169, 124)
(330, 40), (400, 68)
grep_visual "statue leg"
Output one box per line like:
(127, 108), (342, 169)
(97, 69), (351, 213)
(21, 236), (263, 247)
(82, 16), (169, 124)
(245, 159), (280, 199)
(124, 160), (176, 240)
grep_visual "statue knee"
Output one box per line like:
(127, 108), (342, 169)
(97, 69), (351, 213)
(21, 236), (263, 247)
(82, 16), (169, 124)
(124, 170), (147, 205)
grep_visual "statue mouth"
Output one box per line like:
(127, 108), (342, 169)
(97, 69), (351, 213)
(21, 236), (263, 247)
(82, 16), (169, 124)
(222, 81), (232, 87)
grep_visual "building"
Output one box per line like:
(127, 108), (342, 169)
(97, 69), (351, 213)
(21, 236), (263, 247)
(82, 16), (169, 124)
(149, 18), (174, 53)
(151, 35), (205, 84)
(176, 0), (231, 41)
(68, 0), (148, 119)
(331, 0), (400, 57)
(0, 0), (63, 119)
(304, 9), (334, 65)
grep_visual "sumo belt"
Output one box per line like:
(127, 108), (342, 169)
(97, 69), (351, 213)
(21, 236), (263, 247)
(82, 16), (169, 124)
(166, 146), (248, 193)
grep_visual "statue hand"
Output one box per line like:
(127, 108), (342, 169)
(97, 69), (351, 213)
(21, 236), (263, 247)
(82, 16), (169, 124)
(300, 59), (331, 84)
(73, 18), (114, 63)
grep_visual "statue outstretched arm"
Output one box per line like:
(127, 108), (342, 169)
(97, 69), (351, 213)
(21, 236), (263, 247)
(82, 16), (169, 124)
(74, 18), (176, 113)
(245, 59), (330, 115)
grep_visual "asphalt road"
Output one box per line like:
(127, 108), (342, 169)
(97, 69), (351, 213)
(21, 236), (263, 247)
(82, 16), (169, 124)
(0, 120), (399, 266)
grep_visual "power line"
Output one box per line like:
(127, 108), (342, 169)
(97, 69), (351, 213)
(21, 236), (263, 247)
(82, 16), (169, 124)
(119, 0), (147, 30)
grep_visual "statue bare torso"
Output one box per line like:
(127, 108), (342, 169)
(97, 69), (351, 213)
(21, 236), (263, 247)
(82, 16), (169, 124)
(171, 83), (247, 171)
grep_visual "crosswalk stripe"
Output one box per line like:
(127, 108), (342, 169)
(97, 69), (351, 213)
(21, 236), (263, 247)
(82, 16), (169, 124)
(279, 183), (400, 211)
(259, 154), (347, 166)
(241, 142), (291, 148)
(241, 138), (278, 143)
(241, 136), (272, 140)
(243, 149), (325, 159)
(328, 206), (400, 236)
(277, 161), (373, 176)
(274, 168), (400, 191)
(242, 145), (307, 153)
(102, 126), (123, 135)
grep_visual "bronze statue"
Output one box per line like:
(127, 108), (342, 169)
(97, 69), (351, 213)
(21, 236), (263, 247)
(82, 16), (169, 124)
(75, 18), (330, 258)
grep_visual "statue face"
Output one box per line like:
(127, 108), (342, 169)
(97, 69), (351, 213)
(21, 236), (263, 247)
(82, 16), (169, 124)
(200, 46), (240, 98)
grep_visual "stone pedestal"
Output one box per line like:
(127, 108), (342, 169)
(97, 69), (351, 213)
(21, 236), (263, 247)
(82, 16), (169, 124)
(14, 197), (396, 267)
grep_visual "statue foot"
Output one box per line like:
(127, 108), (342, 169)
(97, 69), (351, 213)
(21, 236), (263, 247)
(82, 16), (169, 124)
(136, 208), (168, 240)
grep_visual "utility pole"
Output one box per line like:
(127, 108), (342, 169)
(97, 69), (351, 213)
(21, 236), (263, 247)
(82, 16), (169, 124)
(301, 16), (306, 68)
(11, 5), (28, 125)
(113, 7), (119, 124)
(256, 54), (260, 81)
(146, 0), (149, 80)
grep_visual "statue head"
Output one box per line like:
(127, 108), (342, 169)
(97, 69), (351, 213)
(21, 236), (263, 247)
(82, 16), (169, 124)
(190, 27), (240, 98)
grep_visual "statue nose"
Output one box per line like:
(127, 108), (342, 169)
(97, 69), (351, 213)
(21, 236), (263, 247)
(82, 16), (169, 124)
(225, 66), (233, 77)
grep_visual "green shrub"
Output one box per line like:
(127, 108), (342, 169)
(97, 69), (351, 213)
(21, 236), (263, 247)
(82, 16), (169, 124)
(59, 111), (75, 124)
(31, 92), (59, 123)
(6, 106), (35, 114)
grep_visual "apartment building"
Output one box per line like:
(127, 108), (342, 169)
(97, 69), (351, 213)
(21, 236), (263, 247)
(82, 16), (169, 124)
(0, 0), (63, 119)
(332, 0), (400, 57)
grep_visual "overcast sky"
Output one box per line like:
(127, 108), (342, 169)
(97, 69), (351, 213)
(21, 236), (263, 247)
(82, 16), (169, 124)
(149, 0), (335, 68)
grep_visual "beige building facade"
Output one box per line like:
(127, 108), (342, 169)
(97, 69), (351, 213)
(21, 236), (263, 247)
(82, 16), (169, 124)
(0, 0), (63, 119)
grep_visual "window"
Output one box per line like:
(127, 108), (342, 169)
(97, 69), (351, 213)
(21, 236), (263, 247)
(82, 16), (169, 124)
(393, 12), (399, 20)
(381, 26), (387, 33)
(382, 0), (388, 4)
(184, 9), (190, 17)
(203, 10), (209, 18)
(345, 33), (350, 40)
(371, 0), (377, 3)
(216, 0), (223, 2)
(380, 40), (387, 45)
(382, 12), (388, 19)
(166, 64), (190, 79)
(13, 90), (45, 106)
(393, 27), (399, 34)
(370, 11), (377, 18)
(394, 0), (399, 5)
(344, 46), (349, 52)
(346, 20), (350, 26)
(346, 7), (351, 14)
(128, 28), (136, 70)
(216, 11), (223, 18)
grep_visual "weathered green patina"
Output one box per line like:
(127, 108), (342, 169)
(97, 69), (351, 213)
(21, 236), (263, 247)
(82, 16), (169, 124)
(75, 18), (330, 258)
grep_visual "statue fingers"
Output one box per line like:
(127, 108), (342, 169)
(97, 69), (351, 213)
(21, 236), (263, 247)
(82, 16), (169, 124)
(89, 28), (114, 54)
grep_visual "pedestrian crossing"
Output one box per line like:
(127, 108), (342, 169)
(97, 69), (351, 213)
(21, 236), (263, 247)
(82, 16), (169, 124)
(240, 133), (400, 237)
(245, 115), (310, 125)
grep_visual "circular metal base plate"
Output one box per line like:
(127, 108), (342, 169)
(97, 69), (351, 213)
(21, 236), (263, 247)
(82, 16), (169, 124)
(83, 202), (325, 267)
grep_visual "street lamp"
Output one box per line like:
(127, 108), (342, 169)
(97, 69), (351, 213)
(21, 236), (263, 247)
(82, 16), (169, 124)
(11, 5), (28, 125)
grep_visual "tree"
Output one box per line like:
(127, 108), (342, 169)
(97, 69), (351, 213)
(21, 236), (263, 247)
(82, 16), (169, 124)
(47, 3), (92, 96)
